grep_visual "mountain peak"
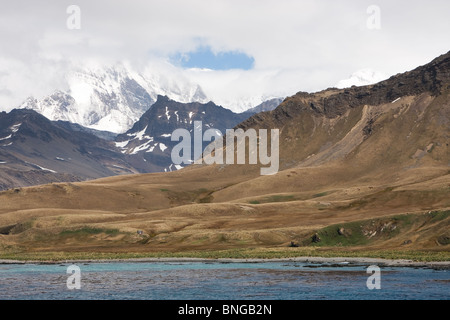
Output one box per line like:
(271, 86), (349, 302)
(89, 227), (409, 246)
(114, 97), (252, 172)
(19, 65), (210, 134)
(156, 95), (171, 102)
(336, 68), (387, 89)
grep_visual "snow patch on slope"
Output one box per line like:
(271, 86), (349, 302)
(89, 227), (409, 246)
(0, 134), (12, 141)
(10, 123), (21, 133)
(159, 143), (168, 152)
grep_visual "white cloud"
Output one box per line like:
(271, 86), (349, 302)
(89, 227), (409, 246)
(336, 69), (388, 89)
(184, 67), (310, 111)
(0, 57), (70, 111)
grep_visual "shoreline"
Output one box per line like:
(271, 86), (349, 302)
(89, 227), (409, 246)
(1, 256), (449, 268)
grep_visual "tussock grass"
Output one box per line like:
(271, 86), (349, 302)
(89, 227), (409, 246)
(1, 247), (449, 262)
(59, 227), (121, 237)
(307, 210), (450, 247)
(248, 194), (296, 204)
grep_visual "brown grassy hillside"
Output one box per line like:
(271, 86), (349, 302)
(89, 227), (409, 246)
(0, 52), (449, 260)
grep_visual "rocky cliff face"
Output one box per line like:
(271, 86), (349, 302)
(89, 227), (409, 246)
(270, 51), (450, 120)
(234, 51), (449, 173)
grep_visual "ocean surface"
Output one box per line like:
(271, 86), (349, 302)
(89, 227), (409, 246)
(0, 261), (448, 300)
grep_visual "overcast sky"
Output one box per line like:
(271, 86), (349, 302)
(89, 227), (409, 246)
(0, 0), (449, 111)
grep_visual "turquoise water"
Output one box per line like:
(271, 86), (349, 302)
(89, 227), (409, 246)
(0, 261), (448, 300)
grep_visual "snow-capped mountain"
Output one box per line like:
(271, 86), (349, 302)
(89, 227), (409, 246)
(242, 97), (284, 114)
(20, 63), (208, 134)
(0, 96), (253, 190)
(115, 95), (252, 173)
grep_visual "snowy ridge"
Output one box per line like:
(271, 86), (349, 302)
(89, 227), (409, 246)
(18, 61), (284, 134)
(20, 63), (208, 134)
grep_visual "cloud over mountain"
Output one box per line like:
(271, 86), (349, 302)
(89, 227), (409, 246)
(1, 1), (449, 113)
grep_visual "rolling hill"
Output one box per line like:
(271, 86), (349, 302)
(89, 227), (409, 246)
(0, 51), (449, 260)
